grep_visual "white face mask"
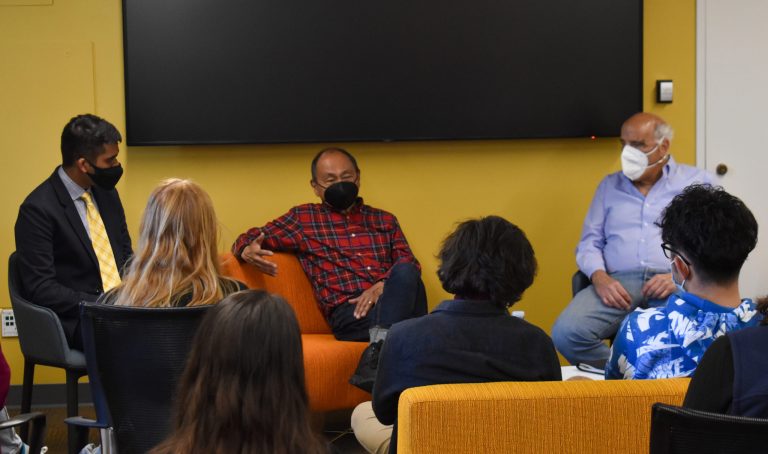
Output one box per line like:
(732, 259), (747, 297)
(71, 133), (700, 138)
(621, 142), (662, 181)
(670, 258), (687, 294)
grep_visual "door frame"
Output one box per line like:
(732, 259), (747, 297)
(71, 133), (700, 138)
(695, 0), (707, 169)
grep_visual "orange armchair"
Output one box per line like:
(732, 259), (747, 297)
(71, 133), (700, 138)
(220, 252), (370, 412)
(396, 378), (690, 453)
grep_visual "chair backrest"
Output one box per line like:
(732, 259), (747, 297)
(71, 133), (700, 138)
(571, 270), (591, 297)
(219, 252), (331, 334)
(7, 252), (76, 366)
(649, 403), (768, 454)
(397, 378), (690, 454)
(80, 303), (211, 454)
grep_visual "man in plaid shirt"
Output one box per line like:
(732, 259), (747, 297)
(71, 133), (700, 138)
(232, 147), (427, 341)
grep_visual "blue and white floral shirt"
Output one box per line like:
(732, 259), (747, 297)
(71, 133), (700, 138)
(605, 292), (760, 380)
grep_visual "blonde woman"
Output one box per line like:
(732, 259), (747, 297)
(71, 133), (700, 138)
(101, 178), (244, 307)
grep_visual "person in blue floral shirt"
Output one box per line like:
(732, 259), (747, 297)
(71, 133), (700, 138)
(606, 184), (760, 379)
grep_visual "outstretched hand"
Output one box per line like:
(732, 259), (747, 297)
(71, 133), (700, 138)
(349, 281), (385, 319)
(241, 233), (278, 276)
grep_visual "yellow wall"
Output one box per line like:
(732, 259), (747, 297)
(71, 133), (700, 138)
(0, 0), (697, 385)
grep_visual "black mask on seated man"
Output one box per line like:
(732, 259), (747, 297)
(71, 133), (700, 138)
(86, 160), (123, 190)
(323, 181), (359, 210)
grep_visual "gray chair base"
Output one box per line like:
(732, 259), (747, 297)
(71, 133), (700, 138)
(21, 361), (87, 454)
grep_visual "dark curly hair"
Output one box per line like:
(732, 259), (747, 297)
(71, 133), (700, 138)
(657, 184), (757, 284)
(60, 113), (122, 167)
(437, 215), (537, 308)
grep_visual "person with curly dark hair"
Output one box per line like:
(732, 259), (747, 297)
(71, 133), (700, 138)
(351, 216), (561, 454)
(606, 184), (761, 379)
(683, 297), (768, 417)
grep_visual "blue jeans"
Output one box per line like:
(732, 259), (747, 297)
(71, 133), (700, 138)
(329, 263), (427, 341)
(552, 268), (668, 365)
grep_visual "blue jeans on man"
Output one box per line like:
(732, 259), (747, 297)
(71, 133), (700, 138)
(552, 268), (668, 365)
(330, 263), (427, 342)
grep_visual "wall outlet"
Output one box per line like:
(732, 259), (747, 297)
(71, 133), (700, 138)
(2, 309), (18, 337)
(511, 310), (525, 319)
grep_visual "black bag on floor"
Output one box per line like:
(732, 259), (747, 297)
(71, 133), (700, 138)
(348, 339), (383, 393)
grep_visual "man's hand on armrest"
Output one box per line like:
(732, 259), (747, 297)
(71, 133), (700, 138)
(240, 233), (278, 276)
(591, 270), (632, 310)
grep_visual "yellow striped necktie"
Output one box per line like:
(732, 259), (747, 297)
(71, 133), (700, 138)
(80, 192), (121, 291)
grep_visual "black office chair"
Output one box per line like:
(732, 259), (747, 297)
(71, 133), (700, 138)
(0, 411), (47, 454)
(571, 270), (591, 297)
(570, 269), (619, 349)
(7, 252), (87, 453)
(64, 337), (114, 454)
(650, 403), (768, 454)
(73, 303), (211, 454)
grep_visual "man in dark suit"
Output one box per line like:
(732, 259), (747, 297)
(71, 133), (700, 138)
(15, 114), (132, 349)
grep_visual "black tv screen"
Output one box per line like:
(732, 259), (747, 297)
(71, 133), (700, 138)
(123, 0), (642, 145)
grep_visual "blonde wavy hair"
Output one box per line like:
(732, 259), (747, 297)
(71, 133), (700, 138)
(113, 178), (238, 307)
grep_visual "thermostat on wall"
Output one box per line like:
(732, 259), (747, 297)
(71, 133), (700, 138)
(657, 80), (673, 103)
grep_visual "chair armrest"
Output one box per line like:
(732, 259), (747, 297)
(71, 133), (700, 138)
(0, 411), (46, 430)
(11, 296), (76, 366)
(64, 416), (110, 429)
(571, 270), (591, 297)
(0, 411), (47, 453)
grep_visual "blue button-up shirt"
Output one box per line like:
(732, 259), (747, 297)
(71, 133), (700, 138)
(576, 157), (716, 278)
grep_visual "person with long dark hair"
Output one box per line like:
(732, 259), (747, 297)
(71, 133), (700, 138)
(151, 289), (327, 454)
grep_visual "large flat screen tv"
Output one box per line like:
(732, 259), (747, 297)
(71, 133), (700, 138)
(123, 0), (642, 145)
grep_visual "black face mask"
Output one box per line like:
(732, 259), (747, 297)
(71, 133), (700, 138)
(322, 181), (359, 210)
(86, 160), (123, 190)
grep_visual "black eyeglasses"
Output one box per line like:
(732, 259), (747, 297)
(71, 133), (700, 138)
(661, 243), (691, 266)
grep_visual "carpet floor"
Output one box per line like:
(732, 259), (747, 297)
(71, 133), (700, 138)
(7, 405), (367, 454)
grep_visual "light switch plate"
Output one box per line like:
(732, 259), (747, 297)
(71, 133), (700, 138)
(657, 80), (673, 103)
(2, 309), (17, 337)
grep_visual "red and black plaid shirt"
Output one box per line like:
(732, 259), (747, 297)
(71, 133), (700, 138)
(232, 199), (420, 319)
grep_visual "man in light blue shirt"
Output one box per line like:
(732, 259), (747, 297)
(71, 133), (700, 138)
(552, 112), (716, 365)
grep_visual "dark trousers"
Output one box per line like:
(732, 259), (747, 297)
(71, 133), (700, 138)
(329, 263), (427, 341)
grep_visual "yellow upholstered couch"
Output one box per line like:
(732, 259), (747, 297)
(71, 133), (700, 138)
(397, 378), (690, 454)
(219, 252), (370, 412)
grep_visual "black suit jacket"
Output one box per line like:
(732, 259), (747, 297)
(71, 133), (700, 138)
(14, 169), (132, 347)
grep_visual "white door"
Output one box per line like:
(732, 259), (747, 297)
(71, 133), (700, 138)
(698, 0), (768, 300)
